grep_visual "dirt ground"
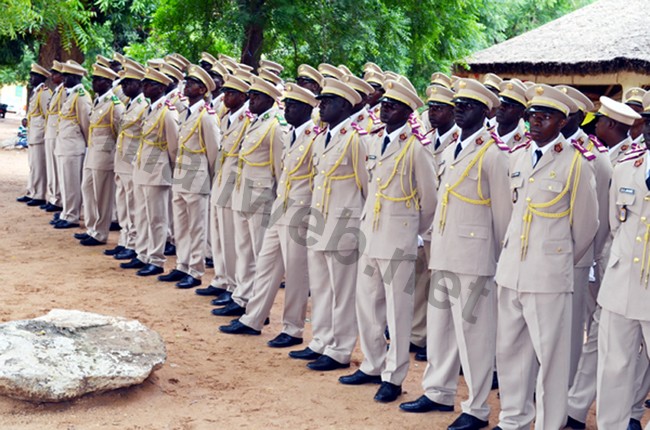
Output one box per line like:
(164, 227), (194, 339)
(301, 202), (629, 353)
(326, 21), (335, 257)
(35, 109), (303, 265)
(0, 112), (636, 429)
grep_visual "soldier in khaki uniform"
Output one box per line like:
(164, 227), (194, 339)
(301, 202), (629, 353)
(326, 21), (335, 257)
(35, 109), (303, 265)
(158, 65), (220, 288)
(494, 85), (599, 430)
(495, 80), (527, 149)
(339, 80), (436, 403)
(75, 64), (124, 246)
(219, 84), (318, 346)
(105, 64), (148, 261)
(120, 67), (179, 275)
(342, 75), (375, 133)
(399, 80), (511, 430)
(194, 73), (250, 300)
(53, 61), (91, 229)
(623, 87), (647, 146)
(597, 97), (636, 164)
(595, 92), (650, 430)
(482, 73), (502, 129)
(43, 61), (65, 213)
(363, 70), (385, 134)
(419, 73), (453, 133)
(17, 64), (52, 207)
(212, 76), (285, 316)
(288, 78), (368, 371)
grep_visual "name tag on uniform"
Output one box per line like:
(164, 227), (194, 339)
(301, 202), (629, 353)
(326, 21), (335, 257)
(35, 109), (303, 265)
(368, 155), (377, 160)
(511, 171), (521, 178)
(620, 187), (635, 195)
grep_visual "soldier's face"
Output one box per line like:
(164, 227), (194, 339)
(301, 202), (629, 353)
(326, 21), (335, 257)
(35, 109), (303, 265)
(248, 91), (274, 115)
(29, 73), (43, 88)
(120, 78), (141, 99)
(142, 80), (165, 100)
(319, 96), (346, 123)
(380, 99), (411, 126)
(297, 77), (320, 95)
(595, 116), (612, 143)
(454, 100), (487, 130)
(496, 102), (524, 126)
(183, 77), (207, 100)
(209, 73), (224, 93)
(223, 90), (247, 110)
(428, 103), (454, 129)
(92, 76), (112, 95)
(366, 85), (384, 107)
(528, 110), (567, 145)
(63, 74), (80, 88)
(643, 118), (650, 150)
(51, 71), (63, 86)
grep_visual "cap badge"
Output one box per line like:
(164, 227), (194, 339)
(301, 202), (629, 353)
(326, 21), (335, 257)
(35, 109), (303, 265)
(506, 83), (513, 90)
(459, 81), (467, 89)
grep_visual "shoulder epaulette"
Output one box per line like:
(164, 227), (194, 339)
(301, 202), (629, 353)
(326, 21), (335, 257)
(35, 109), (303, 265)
(489, 131), (511, 152)
(111, 95), (121, 105)
(414, 130), (431, 146)
(77, 88), (85, 96)
(588, 134), (608, 153)
(510, 140), (531, 153)
(275, 113), (287, 126)
(619, 149), (646, 163)
(571, 139), (596, 161)
(205, 105), (215, 115)
(313, 126), (326, 135)
(351, 122), (368, 136)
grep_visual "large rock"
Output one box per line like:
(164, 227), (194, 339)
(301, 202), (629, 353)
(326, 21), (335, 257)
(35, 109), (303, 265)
(0, 309), (166, 402)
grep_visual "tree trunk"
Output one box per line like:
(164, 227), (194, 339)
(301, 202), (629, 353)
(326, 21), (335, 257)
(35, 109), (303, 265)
(239, 0), (265, 70)
(37, 29), (84, 67)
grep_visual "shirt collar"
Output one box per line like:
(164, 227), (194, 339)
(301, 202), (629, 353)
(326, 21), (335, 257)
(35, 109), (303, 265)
(439, 124), (459, 143)
(459, 127), (484, 151)
(610, 136), (629, 154)
(531, 134), (562, 156)
(293, 120), (313, 139)
(328, 117), (351, 138)
(565, 129), (582, 144)
(498, 126), (520, 143)
(66, 83), (83, 95)
(228, 103), (247, 121)
(188, 99), (205, 115)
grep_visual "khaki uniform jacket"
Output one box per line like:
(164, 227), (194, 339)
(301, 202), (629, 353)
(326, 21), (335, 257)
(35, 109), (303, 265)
(231, 107), (285, 213)
(115, 94), (148, 175)
(55, 85), (92, 156)
(307, 117), (369, 252)
(45, 84), (66, 140)
(429, 124), (460, 170)
(272, 121), (316, 226)
(598, 149), (650, 321)
(85, 90), (125, 171)
(498, 121), (527, 149)
(166, 89), (188, 117)
(361, 123), (437, 260)
(173, 101), (221, 195)
(132, 98), (179, 186)
(610, 137), (633, 164)
(429, 128), (512, 276)
(420, 110), (432, 133)
(352, 109), (380, 134)
(213, 107), (250, 208)
(210, 93), (226, 120)
(495, 136), (599, 293)
(114, 82), (129, 105)
(27, 83), (52, 144)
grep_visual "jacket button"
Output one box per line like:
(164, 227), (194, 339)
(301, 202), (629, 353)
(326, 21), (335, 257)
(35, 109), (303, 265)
(529, 178), (535, 183)
(634, 257), (640, 263)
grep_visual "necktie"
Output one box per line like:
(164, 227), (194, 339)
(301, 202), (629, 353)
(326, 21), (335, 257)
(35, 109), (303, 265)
(434, 137), (441, 151)
(381, 136), (390, 155)
(290, 130), (297, 147)
(93, 98), (98, 107)
(453, 141), (463, 159)
(324, 131), (332, 149)
(533, 149), (543, 167)
(646, 173), (650, 191)
(186, 109), (191, 120)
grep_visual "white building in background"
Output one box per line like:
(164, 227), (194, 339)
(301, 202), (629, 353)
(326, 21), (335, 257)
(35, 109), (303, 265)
(0, 84), (28, 117)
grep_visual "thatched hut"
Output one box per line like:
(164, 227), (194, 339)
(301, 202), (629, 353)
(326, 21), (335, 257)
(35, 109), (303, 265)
(455, 0), (650, 99)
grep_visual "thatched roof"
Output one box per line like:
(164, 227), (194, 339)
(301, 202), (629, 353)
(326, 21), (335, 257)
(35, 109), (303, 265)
(460, 0), (650, 75)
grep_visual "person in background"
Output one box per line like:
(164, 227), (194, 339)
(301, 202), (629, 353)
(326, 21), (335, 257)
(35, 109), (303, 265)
(15, 118), (28, 148)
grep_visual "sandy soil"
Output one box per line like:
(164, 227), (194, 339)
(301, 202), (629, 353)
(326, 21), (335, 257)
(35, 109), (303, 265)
(0, 112), (635, 429)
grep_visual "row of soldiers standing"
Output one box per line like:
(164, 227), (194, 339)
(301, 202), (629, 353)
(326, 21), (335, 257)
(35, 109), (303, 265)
(18, 51), (650, 429)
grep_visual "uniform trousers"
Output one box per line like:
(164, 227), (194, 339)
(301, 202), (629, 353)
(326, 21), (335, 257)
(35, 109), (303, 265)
(356, 254), (415, 385)
(172, 191), (208, 278)
(81, 167), (115, 242)
(239, 222), (310, 336)
(307, 248), (358, 364)
(231, 210), (268, 308)
(597, 308), (650, 429)
(422, 271), (496, 421)
(212, 206), (237, 291)
(44, 138), (61, 206)
(134, 184), (169, 267)
(56, 154), (84, 223)
(570, 266), (591, 383)
(411, 243), (430, 348)
(167, 192), (175, 246)
(27, 143), (47, 200)
(496, 286), (571, 430)
(208, 202), (227, 288)
(114, 172), (136, 249)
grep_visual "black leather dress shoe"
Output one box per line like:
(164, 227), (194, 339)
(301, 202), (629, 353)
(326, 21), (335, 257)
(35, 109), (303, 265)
(399, 395), (453, 413)
(195, 286), (227, 296)
(27, 198), (46, 206)
(374, 382), (402, 402)
(205, 257), (214, 268)
(306, 355), (349, 371)
(80, 237), (106, 246)
(289, 347), (321, 361)
(339, 370), (382, 385)
(158, 269), (187, 282)
(211, 301), (245, 317)
(492, 427), (503, 430)
(163, 242), (176, 256)
(176, 275), (201, 289)
(267, 333), (303, 348)
(120, 258), (146, 269)
(410, 342), (425, 354)
(211, 291), (233, 306)
(415, 348), (427, 361)
(16, 196), (31, 203)
(628, 418), (642, 430)
(109, 221), (121, 231)
(46, 204), (63, 212)
(448, 413), (489, 430)
(74, 232), (90, 240)
(565, 416), (585, 429)
(219, 319), (261, 335)
(136, 264), (164, 276)
(40, 203), (50, 210)
(54, 220), (80, 229)
(114, 249), (136, 260)
(104, 245), (125, 256)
